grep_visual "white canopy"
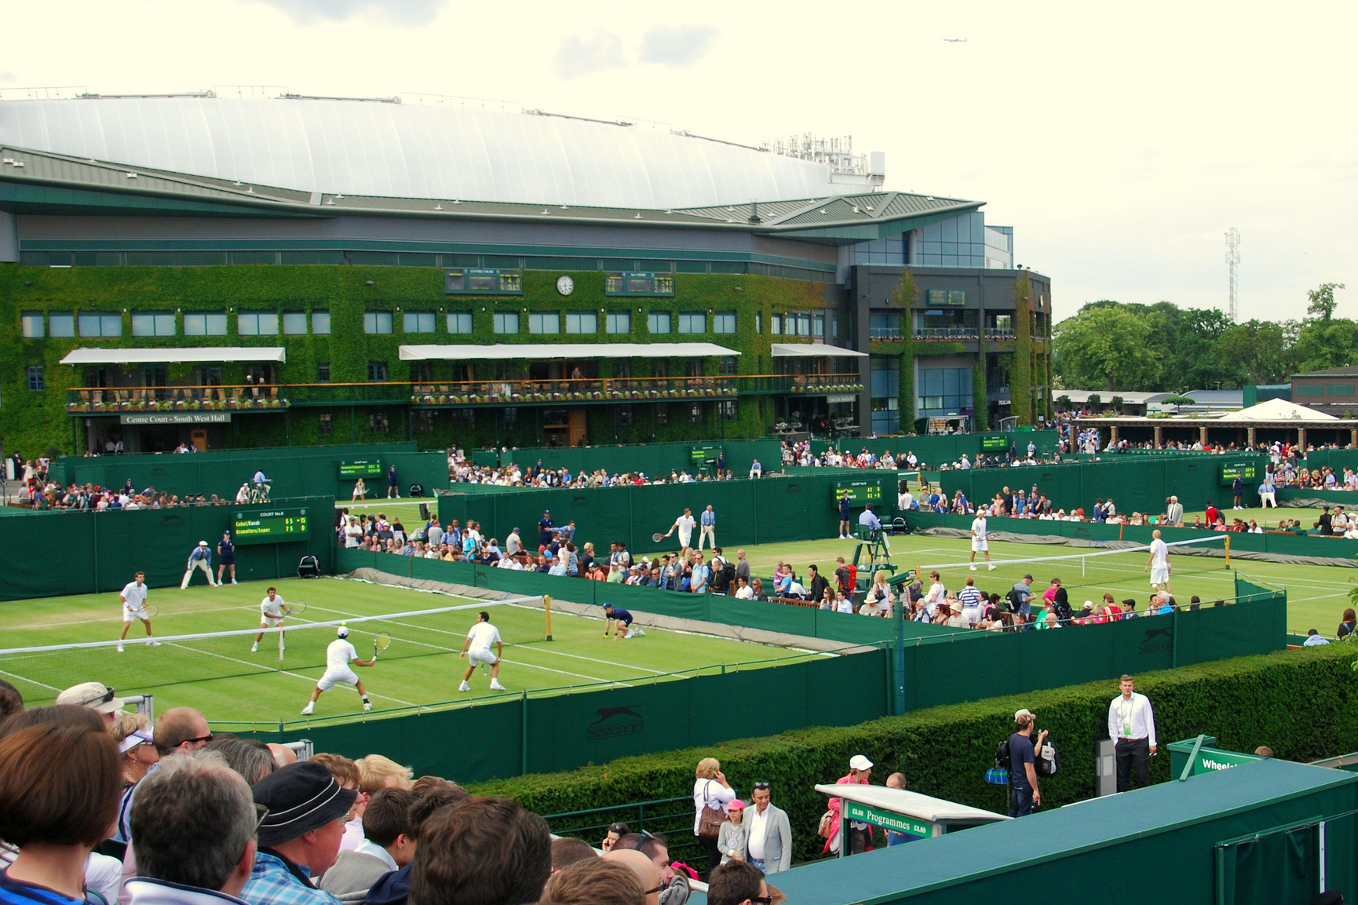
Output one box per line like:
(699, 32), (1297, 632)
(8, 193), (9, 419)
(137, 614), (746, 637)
(771, 343), (868, 359)
(399, 343), (739, 361)
(1216, 398), (1338, 422)
(60, 347), (286, 365)
(813, 784), (1009, 825)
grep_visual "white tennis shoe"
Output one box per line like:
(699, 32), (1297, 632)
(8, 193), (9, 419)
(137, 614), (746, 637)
(301, 702), (314, 715)
(490, 680), (506, 691)
(459, 681), (470, 692)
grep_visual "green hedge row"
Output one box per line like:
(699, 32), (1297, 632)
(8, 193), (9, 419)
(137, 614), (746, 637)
(469, 645), (1358, 865)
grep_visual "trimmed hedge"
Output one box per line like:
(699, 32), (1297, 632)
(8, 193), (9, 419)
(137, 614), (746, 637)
(469, 645), (1358, 865)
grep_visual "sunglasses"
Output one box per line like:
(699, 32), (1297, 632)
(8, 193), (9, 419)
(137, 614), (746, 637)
(642, 884), (666, 896)
(185, 733), (214, 745)
(255, 804), (270, 831)
(753, 898), (773, 905)
(82, 685), (117, 706)
(752, 782), (770, 790)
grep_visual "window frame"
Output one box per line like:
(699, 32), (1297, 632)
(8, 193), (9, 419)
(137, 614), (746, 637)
(364, 311), (394, 335)
(237, 310), (279, 336)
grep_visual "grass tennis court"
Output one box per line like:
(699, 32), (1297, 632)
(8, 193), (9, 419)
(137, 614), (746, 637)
(0, 577), (820, 728)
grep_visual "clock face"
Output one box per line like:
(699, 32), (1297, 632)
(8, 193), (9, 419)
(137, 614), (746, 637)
(556, 275), (574, 296)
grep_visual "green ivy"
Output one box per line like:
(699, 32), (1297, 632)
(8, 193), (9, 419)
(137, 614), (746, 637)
(972, 360), (989, 431)
(469, 645), (1358, 865)
(1012, 275), (1033, 426)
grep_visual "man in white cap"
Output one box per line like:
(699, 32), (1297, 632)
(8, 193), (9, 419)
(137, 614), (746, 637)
(181, 540), (218, 589)
(55, 681), (124, 727)
(301, 625), (377, 715)
(824, 755), (874, 856)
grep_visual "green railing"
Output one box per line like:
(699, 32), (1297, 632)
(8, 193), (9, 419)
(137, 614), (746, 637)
(543, 796), (704, 868)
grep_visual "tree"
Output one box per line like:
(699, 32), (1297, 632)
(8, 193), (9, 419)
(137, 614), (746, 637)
(1213, 320), (1290, 385)
(1053, 304), (1162, 392)
(1307, 282), (1345, 321)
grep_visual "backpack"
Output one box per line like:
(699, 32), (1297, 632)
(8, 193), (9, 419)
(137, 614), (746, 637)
(1036, 737), (1060, 776)
(1006, 588), (1029, 614)
(985, 735), (1012, 785)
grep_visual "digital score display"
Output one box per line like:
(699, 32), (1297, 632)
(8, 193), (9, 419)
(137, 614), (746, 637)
(339, 460), (383, 478)
(1220, 462), (1260, 486)
(690, 445), (723, 468)
(234, 508), (310, 544)
(604, 272), (675, 297)
(444, 269), (523, 295)
(834, 479), (883, 508)
(980, 435), (1009, 451)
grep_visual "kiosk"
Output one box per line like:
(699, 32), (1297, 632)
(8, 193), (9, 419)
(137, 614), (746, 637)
(815, 783), (1008, 855)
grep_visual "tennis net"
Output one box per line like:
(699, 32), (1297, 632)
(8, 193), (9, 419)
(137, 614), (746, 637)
(0, 595), (545, 708)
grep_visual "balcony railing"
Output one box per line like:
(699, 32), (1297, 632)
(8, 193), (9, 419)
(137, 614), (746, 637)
(869, 327), (904, 340)
(66, 374), (864, 413)
(913, 326), (979, 341)
(984, 328), (1017, 340)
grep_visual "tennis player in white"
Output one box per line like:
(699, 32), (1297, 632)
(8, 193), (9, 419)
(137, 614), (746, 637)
(301, 625), (375, 715)
(665, 508), (697, 552)
(1144, 529), (1172, 593)
(251, 587), (286, 653)
(969, 509), (996, 571)
(459, 611), (506, 692)
(116, 571), (160, 653)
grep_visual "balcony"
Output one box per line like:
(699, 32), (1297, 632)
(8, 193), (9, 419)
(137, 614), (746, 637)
(66, 384), (289, 415)
(912, 326), (979, 341)
(984, 328), (1017, 340)
(869, 326), (904, 340)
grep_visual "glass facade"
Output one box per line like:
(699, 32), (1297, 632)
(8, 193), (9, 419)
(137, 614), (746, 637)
(403, 311), (436, 333)
(447, 312), (473, 333)
(565, 312), (598, 334)
(311, 311), (331, 335)
(677, 312), (705, 334)
(184, 312), (227, 336)
(605, 312), (630, 334)
(869, 314), (902, 339)
(917, 366), (973, 414)
(282, 312), (308, 335)
(131, 312), (176, 337)
(79, 313), (122, 338)
(648, 312), (671, 334)
(364, 312), (393, 334)
(238, 311), (279, 336)
(869, 356), (899, 435)
(847, 235), (906, 267)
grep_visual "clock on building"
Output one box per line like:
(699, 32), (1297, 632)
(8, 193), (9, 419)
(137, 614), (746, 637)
(556, 275), (574, 296)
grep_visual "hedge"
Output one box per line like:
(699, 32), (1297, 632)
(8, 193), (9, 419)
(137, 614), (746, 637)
(469, 644), (1358, 865)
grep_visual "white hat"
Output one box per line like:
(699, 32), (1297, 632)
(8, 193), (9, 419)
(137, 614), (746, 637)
(849, 754), (874, 771)
(56, 681), (125, 715)
(337, 624), (350, 637)
(199, 540), (209, 547)
(1015, 708), (1035, 723)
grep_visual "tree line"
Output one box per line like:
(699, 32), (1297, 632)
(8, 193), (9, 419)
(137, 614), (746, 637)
(1052, 283), (1348, 392)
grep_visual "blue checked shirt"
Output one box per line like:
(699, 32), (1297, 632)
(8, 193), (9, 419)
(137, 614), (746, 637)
(240, 852), (341, 905)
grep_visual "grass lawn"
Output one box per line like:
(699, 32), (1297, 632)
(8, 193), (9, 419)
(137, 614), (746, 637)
(727, 532), (1354, 637)
(0, 577), (816, 728)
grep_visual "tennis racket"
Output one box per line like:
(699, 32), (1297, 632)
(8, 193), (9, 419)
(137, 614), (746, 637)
(283, 601), (307, 616)
(143, 603), (159, 618)
(652, 532), (667, 543)
(373, 632), (391, 659)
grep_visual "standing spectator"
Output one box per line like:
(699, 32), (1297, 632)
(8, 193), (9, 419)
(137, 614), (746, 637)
(734, 550), (750, 587)
(1165, 496), (1184, 527)
(538, 510), (555, 549)
(743, 783), (791, 875)
(1108, 674), (1157, 792)
(0, 723), (123, 905)
(707, 861), (768, 905)
(699, 505), (717, 551)
(320, 789), (417, 905)
(182, 540), (219, 589)
(1007, 709), (1046, 817)
(823, 755), (873, 856)
(838, 491), (853, 540)
(387, 465), (400, 500)
(693, 758), (737, 878)
(125, 752), (258, 905)
(884, 773), (914, 846)
(1008, 575), (1035, 617)
(408, 796), (550, 905)
(218, 531), (238, 586)
(243, 762), (356, 905)
(717, 801), (745, 866)
(833, 557), (857, 604)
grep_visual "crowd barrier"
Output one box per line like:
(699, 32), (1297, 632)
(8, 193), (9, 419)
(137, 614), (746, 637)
(474, 439), (784, 480)
(48, 444), (448, 503)
(0, 495), (337, 600)
(820, 430), (1062, 468)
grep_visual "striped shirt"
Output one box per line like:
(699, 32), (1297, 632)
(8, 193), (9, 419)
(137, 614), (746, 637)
(959, 586), (982, 608)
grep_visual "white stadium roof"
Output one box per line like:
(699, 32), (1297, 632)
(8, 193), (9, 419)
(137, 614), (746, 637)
(0, 96), (877, 210)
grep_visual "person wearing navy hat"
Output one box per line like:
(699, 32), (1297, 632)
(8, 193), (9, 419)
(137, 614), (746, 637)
(241, 761), (357, 905)
(537, 510), (554, 549)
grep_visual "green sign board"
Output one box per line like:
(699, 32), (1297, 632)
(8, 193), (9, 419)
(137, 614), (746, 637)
(835, 479), (883, 508)
(844, 802), (930, 838)
(980, 434), (1009, 451)
(339, 460), (384, 479)
(604, 272), (675, 297)
(1220, 462), (1260, 486)
(233, 507), (310, 544)
(444, 268), (523, 295)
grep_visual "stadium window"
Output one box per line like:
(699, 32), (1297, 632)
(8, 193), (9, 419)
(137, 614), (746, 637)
(184, 312), (227, 336)
(454, 409), (475, 430)
(415, 410), (435, 432)
(317, 363), (331, 382)
(565, 312), (598, 334)
(654, 403), (668, 424)
(311, 311), (331, 335)
(688, 401), (703, 422)
(403, 311), (436, 333)
(237, 310), (279, 336)
(529, 313), (560, 334)
(713, 311), (737, 334)
(26, 366), (44, 391)
(755, 313), (762, 334)
(21, 312), (44, 338)
(368, 361), (389, 382)
(813, 315), (825, 338)
(131, 311), (176, 337)
(447, 312), (473, 334)
(723, 400), (738, 421)
(79, 313), (122, 338)
(49, 312), (75, 338)
(770, 314), (781, 335)
(783, 314), (797, 336)
(369, 412), (390, 434)
(318, 414), (333, 436)
(798, 313), (811, 336)
(282, 312), (309, 335)
(498, 407), (518, 428)
(364, 311), (394, 334)
(494, 313), (520, 334)
(677, 312), (705, 334)
(615, 404), (633, 426)
(648, 311), (671, 334)
(719, 357), (737, 376)
(605, 312), (631, 334)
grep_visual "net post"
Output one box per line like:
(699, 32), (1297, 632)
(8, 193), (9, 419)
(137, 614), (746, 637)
(1224, 536), (1231, 569)
(544, 595), (553, 642)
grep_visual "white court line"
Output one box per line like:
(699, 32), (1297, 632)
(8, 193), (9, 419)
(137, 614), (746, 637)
(165, 642), (421, 708)
(0, 667), (60, 692)
(3, 603), (257, 633)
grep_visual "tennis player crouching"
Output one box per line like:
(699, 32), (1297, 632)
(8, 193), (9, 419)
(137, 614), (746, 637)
(459, 611), (506, 692)
(301, 624), (376, 715)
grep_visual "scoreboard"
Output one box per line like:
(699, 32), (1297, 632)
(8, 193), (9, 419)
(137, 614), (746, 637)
(980, 434), (1009, 452)
(1219, 461), (1261, 486)
(834, 479), (884, 508)
(234, 507), (310, 544)
(690, 445), (723, 470)
(339, 460), (383, 478)
(604, 272), (675, 297)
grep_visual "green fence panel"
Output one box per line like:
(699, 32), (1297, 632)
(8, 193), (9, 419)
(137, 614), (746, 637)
(496, 440), (784, 481)
(841, 431), (1061, 467)
(5, 512), (98, 599)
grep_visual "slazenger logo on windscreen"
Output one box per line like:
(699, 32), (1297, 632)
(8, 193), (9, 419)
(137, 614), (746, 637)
(1139, 627), (1173, 654)
(586, 706), (645, 740)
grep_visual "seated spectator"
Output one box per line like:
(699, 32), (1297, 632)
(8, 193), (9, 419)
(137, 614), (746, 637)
(202, 736), (276, 784)
(243, 762), (357, 905)
(311, 753), (365, 850)
(154, 707), (213, 758)
(321, 789), (417, 905)
(550, 837), (597, 874)
(0, 679), (21, 721)
(407, 797), (550, 905)
(602, 850), (659, 905)
(126, 752), (258, 905)
(110, 712), (159, 845)
(364, 780), (469, 905)
(750, 578), (767, 602)
(55, 681), (126, 728)
(707, 861), (767, 905)
(543, 858), (644, 905)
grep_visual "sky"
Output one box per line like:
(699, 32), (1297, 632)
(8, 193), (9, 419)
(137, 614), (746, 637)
(3, 0), (1354, 323)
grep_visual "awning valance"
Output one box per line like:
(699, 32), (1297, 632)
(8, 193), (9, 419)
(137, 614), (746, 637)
(399, 343), (740, 361)
(771, 343), (867, 359)
(60, 347), (286, 365)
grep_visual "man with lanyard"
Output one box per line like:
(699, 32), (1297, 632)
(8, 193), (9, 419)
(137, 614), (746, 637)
(1107, 674), (1157, 792)
(699, 505), (717, 551)
(969, 507), (996, 571)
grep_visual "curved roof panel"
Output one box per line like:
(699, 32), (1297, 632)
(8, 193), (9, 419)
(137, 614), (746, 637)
(0, 97), (852, 209)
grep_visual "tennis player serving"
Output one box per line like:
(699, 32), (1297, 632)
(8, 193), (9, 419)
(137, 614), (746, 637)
(301, 624), (375, 715)
(459, 611), (506, 692)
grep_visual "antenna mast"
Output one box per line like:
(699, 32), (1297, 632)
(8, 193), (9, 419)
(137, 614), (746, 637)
(1225, 227), (1240, 322)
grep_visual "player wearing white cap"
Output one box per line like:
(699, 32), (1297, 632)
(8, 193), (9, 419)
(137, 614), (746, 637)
(301, 625), (376, 715)
(116, 570), (160, 653)
(180, 541), (218, 589)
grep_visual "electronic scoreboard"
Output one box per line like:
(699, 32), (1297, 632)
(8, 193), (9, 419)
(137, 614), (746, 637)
(233, 507), (310, 544)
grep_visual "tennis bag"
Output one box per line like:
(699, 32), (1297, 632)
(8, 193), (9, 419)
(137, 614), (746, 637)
(985, 736), (1012, 785)
(1036, 737), (1060, 777)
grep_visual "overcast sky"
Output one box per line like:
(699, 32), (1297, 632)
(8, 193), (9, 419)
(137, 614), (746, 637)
(4, 0), (1353, 323)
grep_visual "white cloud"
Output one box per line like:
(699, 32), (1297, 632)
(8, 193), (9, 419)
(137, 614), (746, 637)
(553, 32), (627, 80)
(639, 25), (717, 67)
(253, 0), (445, 25)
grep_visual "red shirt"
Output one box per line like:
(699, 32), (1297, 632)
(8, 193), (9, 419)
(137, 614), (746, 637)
(1206, 505), (1220, 525)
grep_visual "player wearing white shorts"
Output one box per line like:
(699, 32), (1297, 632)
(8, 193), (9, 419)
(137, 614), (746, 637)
(251, 587), (286, 653)
(301, 625), (375, 715)
(969, 511), (996, 571)
(116, 571), (160, 652)
(1144, 529), (1172, 593)
(666, 508), (697, 552)
(459, 611), (506, 692)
